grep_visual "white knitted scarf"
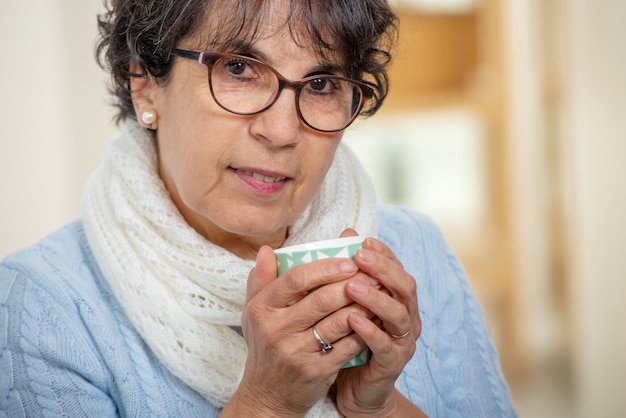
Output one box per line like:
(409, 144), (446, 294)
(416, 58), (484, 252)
(81, 121), (378, 415)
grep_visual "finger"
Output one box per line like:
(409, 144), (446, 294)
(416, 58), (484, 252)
(274, 272), (369, 333)
(307, 304), (371, 356)
(348, 268), (421, 341)
(246, 245), (278, 304)
(307, 309), (376, 370)
(345, 276), (413, 339)
(268, 258), (358, 307)
(348, 244), (421, 335)
(308, 289), (375, 337)
(362, 237), (403, 268)
(348, 313), (416, 368)
(355, 245), (416, 305)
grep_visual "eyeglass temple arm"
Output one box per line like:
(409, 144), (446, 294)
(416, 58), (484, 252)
(171, 49), (202, 62)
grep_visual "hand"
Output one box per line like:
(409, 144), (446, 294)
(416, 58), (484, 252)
(334, 231), (424, 417)
(225, 244), (370, 417)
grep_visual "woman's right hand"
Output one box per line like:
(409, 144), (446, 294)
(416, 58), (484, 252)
(222, 245), (371, 417)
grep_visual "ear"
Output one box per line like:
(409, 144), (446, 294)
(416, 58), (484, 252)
(129, 60), (159, 130)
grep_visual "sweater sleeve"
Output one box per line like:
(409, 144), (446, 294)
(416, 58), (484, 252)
(378, 205), (518, 417)
(0, 262), (118, 418)
(1, 223), (223, 418)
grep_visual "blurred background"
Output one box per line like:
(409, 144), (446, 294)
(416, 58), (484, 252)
(1, 0), (624, 416)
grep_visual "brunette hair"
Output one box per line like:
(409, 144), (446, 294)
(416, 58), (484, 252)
(96, 0), (398, 123)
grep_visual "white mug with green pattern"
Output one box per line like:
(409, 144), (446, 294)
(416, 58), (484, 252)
(274, 236), (371, 368)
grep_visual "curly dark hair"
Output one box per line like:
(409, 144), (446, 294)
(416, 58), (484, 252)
(96, 0), (398, 124)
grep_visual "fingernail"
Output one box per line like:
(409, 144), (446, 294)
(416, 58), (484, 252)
(365, 237), (382, 251)
(357, 249), (375, 263)
(351, 313), (366, 326)
(349, 281), (369, 295)
(340, 260), (358, 273)
(369, 277), (381, 288)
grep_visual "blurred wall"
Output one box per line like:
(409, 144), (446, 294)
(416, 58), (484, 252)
(562, 1), (626, 417)
(502, 1), (626, 415)
(0, 0), (117, 258)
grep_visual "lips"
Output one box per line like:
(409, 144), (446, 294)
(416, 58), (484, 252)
(240, 170), (287, 184)
(233, 167), (291, 195)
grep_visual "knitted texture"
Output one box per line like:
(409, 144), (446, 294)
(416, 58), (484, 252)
(1, 208), (519, 417)
(1, 223), (220, 418)
(80, 121), (378, 413)
(378, 206), (518, 417)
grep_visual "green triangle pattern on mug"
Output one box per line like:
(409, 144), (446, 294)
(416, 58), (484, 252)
(275, 241), (364, 275)
(318, 242), (362, 259)
(342, 347), (371, 368)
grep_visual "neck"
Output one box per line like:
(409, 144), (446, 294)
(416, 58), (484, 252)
(208, 228), (288, 260)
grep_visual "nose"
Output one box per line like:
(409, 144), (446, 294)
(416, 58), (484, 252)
(249, 86), (302, 147)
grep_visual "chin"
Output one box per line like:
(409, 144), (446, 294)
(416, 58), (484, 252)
(228, 207), (293, 233)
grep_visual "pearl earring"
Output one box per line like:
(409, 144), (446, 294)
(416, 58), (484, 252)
(141, 110), (157, 125)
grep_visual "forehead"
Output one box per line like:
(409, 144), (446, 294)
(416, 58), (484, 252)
(191, 0), (341, 63)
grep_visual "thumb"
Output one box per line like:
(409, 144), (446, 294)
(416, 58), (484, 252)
(340, 228), (359, 238)
(246, 245), (277, 304)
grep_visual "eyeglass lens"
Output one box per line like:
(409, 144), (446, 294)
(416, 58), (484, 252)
(208, 55), (364, 132)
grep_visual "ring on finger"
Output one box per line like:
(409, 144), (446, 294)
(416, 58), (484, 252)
(313, 328), (334, 353)
(388, 329), (410, 339)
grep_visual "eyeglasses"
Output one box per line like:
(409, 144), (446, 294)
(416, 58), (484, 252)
(171, 49), (374, 133)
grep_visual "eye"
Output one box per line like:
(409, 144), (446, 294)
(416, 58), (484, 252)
(225, 60), (252, 76)
(307, 77), (337, 94)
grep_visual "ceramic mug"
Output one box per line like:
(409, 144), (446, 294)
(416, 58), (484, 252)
(274, 236), (371, 368)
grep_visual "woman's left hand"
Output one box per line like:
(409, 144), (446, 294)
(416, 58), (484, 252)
(334, 232), (424, 417)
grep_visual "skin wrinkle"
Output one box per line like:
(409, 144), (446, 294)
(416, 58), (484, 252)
(96, 0), (396, 122)
(132, 22), (343, 259)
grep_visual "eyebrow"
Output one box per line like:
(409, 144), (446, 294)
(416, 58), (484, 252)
(237, 45), (347, 77)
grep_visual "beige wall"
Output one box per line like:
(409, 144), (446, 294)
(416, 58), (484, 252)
(0, 0), (117, 258)
(503, 1), (626, 415)
(562, 1), (626, 416)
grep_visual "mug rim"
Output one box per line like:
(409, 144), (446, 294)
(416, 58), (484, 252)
(274, 236), (366, 255)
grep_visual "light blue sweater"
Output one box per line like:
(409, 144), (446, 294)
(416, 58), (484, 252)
(0, 205), (517, 417)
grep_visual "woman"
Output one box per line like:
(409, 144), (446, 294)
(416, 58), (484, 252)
(0, 0), (518, 416)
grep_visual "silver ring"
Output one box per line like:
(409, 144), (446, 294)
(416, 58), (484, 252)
(389, 329), (410, 339)
(313, 328), (334, 353)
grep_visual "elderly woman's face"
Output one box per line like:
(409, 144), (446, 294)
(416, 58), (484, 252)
(132, 9), (344, 258)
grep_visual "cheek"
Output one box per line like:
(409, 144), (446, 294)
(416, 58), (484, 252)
(296, 142), (341, 199)
(158, 131), (218, 201)
(156, 104), (223, 189)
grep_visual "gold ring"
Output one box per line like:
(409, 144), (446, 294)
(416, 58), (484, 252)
(389, 330), (410, 339)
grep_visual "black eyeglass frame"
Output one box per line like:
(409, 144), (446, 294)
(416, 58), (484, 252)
(171, 48), (375, 133)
